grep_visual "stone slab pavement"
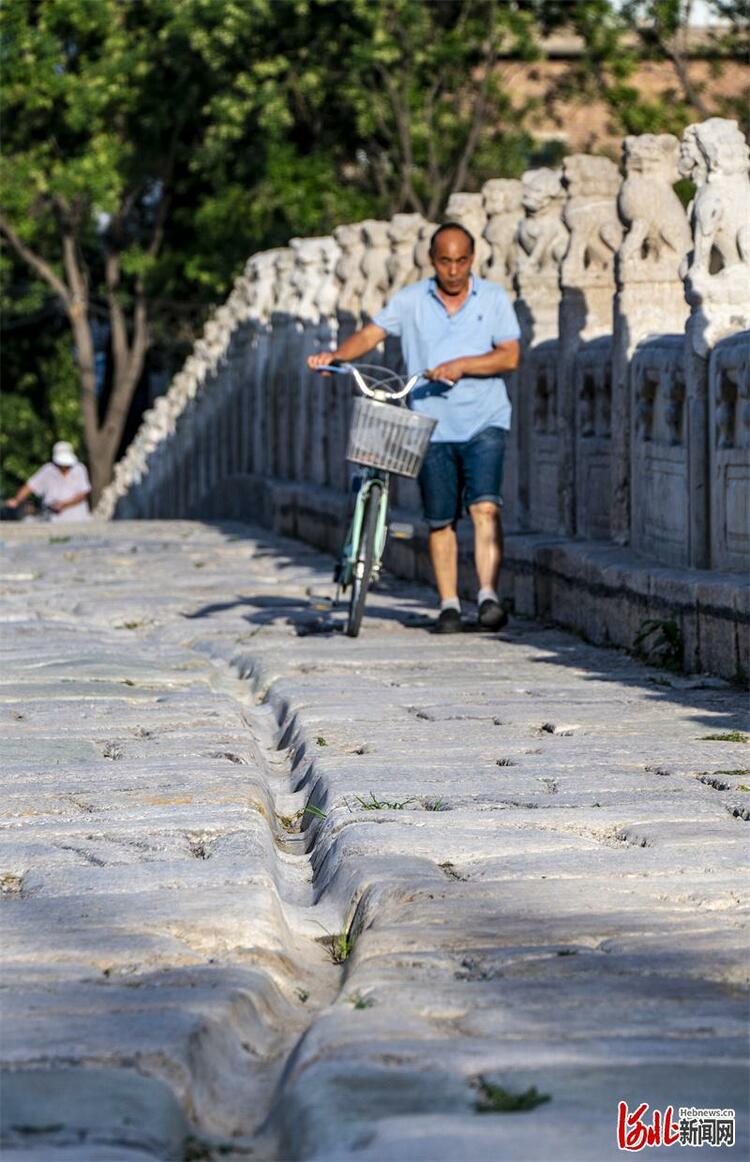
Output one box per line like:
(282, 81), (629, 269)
(0, 520), (747, 1162)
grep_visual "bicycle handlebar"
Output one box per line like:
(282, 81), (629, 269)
(312, 361), (452, 399)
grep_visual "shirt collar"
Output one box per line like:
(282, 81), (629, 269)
(428, 275), (478, 301)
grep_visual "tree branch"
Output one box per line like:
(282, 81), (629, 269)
(664, 40), (711, 117)
(424, 79), (443, 191)
(450, 5), (499, 195)
(105, 249), (129, 374)
(376, 63), (425, 214)
(0, 212), (71, 307)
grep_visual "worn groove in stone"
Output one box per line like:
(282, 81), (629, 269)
(0, 521), (747, 1161)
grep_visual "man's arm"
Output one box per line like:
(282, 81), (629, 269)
(426, 340), (520, 384)
(307, 322), (387, 371)
(5, 482), (32, 509)
(50, 490), (90, 514)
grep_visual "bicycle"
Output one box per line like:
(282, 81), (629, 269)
(312, 361), (438, 637)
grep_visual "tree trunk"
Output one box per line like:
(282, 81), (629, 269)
(0, 213), (153, 509)
(67, 304), (109, 504)
(67, 305), (149, 507)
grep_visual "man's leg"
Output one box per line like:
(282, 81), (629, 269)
(418, 441), (462, 632)
(462, 426), (507, 629)
(428, 524), (459, 601)
(469, 500), (502, 593)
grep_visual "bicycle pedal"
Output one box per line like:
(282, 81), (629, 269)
(389, 522), (415, 540)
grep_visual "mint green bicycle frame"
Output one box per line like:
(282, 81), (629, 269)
(311, 360), (442, 634)
(338, 469), (390, 590)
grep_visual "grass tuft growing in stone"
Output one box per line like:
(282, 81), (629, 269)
(348, 991), (374, 1009)
(473, 1078), (551, 1114)
(315, 918), (355, 964)
(700, 732), (747, 743)
(279, 804), (326, 832)
(327, 932), (353, 964)
(355, 792), (416, 810)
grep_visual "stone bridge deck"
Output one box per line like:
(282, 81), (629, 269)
(0, 521), (747, 1161)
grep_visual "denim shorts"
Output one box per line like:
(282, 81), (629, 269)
(418, 425), (506, 529)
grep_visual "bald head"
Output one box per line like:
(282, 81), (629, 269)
(429, 223), (474, 297)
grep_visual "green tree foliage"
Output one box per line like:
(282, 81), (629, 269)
(1, 0), (746, 498)
(0, 0), (382, 499)
(322, 0), (541, 218)
(538, 0), (748, 138)
(0, 330), (82, 496)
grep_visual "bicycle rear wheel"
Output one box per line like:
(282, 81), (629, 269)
(347, 481), (382, 638)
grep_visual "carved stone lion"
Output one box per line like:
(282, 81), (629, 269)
(245, 250), (281, 323)
(561, 155), (623, 286)
(316, 237), (342, 320)
(387, 213), (425, 292)
(481, 178), (522, 289)
(413, 221), (439, 281)
(677, 123), (708, 189)
(515, 168), (568, 278)
(682, 118), (750, 352)
(271, 248), (296, 315)
(444, 191), (490, 272)
(618, 134), (691, 282)
(290, 237), (340, 322)
(333, 223), (366, 315)
(360, 220), (391, 318)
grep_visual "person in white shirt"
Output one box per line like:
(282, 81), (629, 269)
(6, 441), (91, 522)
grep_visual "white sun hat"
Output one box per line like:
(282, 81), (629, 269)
(52, 441), (77, 468)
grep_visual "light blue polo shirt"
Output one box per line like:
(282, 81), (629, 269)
(373, 275), (520, 442)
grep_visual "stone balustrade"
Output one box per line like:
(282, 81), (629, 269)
(97, 117), (750, 678)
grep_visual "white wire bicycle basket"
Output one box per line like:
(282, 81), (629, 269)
(346, 396), (437, 478)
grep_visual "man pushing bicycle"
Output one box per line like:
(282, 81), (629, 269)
(308, 222), (520, 634)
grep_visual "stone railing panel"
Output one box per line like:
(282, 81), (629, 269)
(558, 153), (622, 536)
(575, 336), (613, 540)
(527, 339), (562, 534)
(709, 331), (750, 572)
(630, 335), (689, 565)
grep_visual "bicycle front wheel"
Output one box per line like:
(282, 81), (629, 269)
(347, 481), (382, 638)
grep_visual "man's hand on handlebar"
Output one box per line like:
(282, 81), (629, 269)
(425, 357), (466, 385)
(307, 352), (339, 373)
